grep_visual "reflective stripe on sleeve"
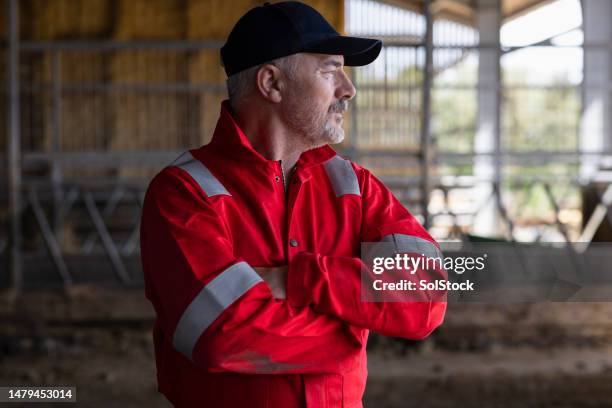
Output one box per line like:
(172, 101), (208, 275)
(324, 155), (361, 197)
(172, 261), (262, 361)
(171, 151), (231, 197)
(380, 233), (443, 260)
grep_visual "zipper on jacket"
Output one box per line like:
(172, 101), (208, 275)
(279, 160), (297, 198)
(279, 160), (287, 193)
(279, 160), (290, 260)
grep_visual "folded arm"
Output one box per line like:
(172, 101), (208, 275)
(287, 167), (447, 339)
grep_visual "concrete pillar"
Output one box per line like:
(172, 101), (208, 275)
(473, 0), (502, 237)
(581, 0), (612, 180)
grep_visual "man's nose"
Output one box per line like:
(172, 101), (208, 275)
(336, 68), (356, 101)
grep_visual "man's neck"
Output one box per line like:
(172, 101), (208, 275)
(232, 104), (306, 178)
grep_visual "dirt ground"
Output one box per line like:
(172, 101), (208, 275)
(365, 347), (612, 408)
(3, 333), (612, 407)
(2, 291), (612, 407)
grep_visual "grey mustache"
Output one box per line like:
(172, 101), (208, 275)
(329, 100), (349, 113)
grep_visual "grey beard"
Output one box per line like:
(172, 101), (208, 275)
(324, 118), (345, 144)
(284, 98), (348, 147)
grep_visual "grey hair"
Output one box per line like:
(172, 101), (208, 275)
(226, 54), (300, 106)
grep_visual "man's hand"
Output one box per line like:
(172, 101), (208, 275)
(253, 266), (287, 299)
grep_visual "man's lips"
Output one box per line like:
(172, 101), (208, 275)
(331, 112), (344, 122)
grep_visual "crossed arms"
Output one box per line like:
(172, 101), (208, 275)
(140, 166), (446, 375)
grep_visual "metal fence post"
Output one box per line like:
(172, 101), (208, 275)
(420, 0), (434, 229)
(7, 0), (22, 295)
(51, 51), (64, 239)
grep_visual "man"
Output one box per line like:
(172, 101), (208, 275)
(140, 2), (446, 407)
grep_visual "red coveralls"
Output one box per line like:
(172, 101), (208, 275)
(140, 101), (446, 407)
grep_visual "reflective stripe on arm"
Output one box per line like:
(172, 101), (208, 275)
(380, 233), (443, 260)
(323, 155), (361, 197)
(173, 261), (262, 361)
(171, 151), (231, 197)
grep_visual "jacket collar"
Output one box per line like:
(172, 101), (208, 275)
(207, 100), (337, 170)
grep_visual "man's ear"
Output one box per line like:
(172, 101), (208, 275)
(256, 64), (285, 103)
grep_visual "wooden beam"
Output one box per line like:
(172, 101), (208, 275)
(374, 0), (555, 27)
(503, 0), (556, 22)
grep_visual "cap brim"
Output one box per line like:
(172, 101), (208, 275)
(305, 36), (382, 66)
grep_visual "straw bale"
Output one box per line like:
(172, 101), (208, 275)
(187, 0), (344, 39)
(8, 0), (347, 174)
(34, 51), (107, 83)
(187, 0), (259, 39)
(13, 0), (112, 154)
(109, 50), (189, 157)
(110, 92), (187, 150)
(187, 48), (225, 84)
(24, 51), (108, 153)
(110, 50), (187, 83)
(304, 0), (344, 32)
(198, 90), (227, 144)
(186, 48), (226, 143)
(22, 0), (111, 40)
(108, 89), (189, 178)
(57, 53), (109, 153)
(114, 0), (186, 40)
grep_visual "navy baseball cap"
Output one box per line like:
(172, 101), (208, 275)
(220, 1), (382, 76)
